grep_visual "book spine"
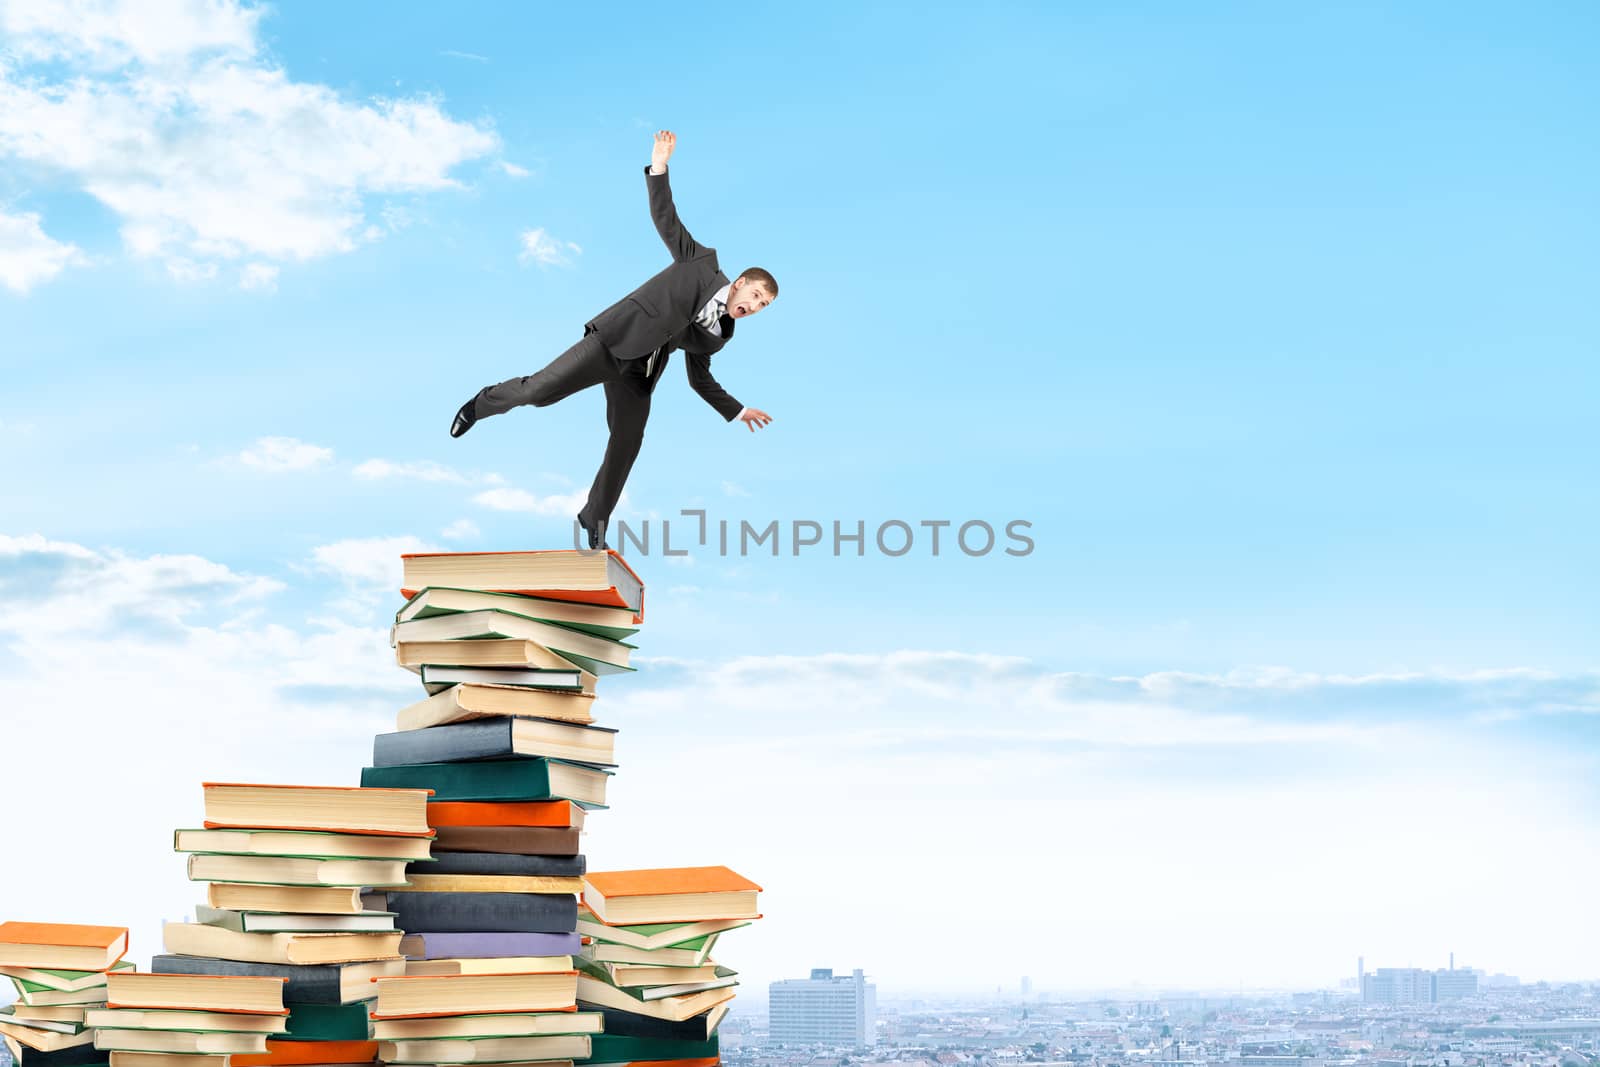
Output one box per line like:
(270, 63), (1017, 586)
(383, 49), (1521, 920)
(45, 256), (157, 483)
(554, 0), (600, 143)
(593, 1006), (712, 1042)
(372, 720), (516, 767)
(386, 892), (577, 934)
(585, 1033), (720, 1061)
(430, 826), (580, 856)
(402, 932), (582, 959)
(149, 956), (341, 1005)
(282, 1002), (372, 1042)
(360, 760), (555, 802)
(406, 852), (586, 877)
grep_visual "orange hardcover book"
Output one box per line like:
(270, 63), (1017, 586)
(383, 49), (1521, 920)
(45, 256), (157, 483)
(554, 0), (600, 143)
(582, 867), (761, 926)
(0, 922), (129, 971)
(231, 1040), (378, 1065)
(584, 867), (761, 898)
(400, 548), (646, 623)
(425, 801), (584, 829)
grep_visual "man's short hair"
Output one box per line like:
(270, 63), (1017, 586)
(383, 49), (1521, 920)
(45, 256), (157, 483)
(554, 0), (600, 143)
(737, 267), (778, 298)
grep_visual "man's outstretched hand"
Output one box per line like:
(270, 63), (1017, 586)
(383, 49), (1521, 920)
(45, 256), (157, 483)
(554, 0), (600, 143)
(650, 130), (676, 175)
(738, 408), (773, 432)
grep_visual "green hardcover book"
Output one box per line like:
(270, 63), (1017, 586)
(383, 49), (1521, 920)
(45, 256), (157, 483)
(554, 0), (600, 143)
(2, 961), (135, 994)
(361, 758), (611, 809)
(390, 608), (638, 672)
(173, 828), (436, 863)
(577, 911), (752, 952)
(577, 959), (737, 1003)
(281, 1001), (373, 1042)
(582, 1033), (720, 1063)
(397, 587), (640, 641)
(8, 980), (119, 1007)
(0, 1007), (85, 1036)
(581, 934), (719, 968)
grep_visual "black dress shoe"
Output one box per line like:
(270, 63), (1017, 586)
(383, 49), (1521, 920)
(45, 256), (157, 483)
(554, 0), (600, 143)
(577, 512), (608, 551)
(450, 397), (479, 438)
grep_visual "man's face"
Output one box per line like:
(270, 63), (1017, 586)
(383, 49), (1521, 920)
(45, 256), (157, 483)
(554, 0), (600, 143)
(727, 276), (773, 319)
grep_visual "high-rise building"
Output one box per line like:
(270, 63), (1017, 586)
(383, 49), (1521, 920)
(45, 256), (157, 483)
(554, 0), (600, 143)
(1360, 965), (1479, 1003)
(1431, 968), (1479, 1001)
(1021, 976), (1033, 1000)
(768, 967), (877, 1047)
(1362, 968), (1431, 1004)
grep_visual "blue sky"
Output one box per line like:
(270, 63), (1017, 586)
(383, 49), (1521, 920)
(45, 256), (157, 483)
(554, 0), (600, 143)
(1, 1), (1596, 991)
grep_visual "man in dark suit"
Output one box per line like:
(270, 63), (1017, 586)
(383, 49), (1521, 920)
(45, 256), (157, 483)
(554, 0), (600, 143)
(449, 130), (777, 550)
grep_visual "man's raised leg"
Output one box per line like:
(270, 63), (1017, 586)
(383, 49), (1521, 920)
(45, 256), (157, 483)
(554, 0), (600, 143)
(451, 332), (614, 437)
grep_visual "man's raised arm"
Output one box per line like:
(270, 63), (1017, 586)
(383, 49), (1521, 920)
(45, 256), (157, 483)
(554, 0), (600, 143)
(645, 130), (707, 262)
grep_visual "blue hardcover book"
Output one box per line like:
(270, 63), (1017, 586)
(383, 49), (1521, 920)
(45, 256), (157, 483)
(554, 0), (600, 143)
(385, 891), (577, 934)
(407, 851), (585, 878)
(372, 717), (617, 769)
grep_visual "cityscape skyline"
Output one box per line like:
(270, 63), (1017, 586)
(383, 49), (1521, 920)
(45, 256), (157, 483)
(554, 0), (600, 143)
(726, 964), (1599, 1067)
(744, 955), (1566, 1003)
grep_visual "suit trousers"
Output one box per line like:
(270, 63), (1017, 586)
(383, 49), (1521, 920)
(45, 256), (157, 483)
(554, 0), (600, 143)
(473, 330), (653, 527)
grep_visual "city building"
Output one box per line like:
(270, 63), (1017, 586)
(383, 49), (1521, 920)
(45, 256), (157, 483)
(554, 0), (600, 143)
(1360, 964), (1479, 1003)
(1431, 969), (1479, 1001)
(1362, 968), (1431, 1004)
(768, 967), (877, 1047)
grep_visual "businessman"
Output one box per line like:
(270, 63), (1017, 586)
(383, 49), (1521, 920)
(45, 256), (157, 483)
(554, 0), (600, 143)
(450, 130), (777, 550)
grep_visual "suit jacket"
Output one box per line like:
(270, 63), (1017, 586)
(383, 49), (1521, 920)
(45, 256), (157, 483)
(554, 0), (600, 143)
(584, 167), (744, 421)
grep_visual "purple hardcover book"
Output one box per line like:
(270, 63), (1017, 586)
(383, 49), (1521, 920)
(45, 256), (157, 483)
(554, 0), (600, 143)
(401, 931), (582, 959)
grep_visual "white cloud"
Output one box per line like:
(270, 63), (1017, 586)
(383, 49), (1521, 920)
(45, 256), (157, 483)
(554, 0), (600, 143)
(472, 485), (587, 515)
(238, 262), (278, 291)
(0, 0), (498, 281)
(232, 435), (333, 472)
(164, 256), (217, 282)
(306, 534), (439, 595)
(439, 518), (479, 541)
(0, 207), (84, 293)
(518, 227), (580, 268)
(720, 480), (749, 498)
(498, 161), (529, 178)
(440, 49), (489, 64)
(353, 458), (503, 485)
(0, 531), (282, 634)
(0, 0), (263, 67)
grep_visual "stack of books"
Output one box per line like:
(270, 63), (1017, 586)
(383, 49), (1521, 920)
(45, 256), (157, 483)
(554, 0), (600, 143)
(574, 867), (762, 1067)
(0, 922), (130, 1067)
(136, 782), (435, 1067)
(351, 550), (647, 1066)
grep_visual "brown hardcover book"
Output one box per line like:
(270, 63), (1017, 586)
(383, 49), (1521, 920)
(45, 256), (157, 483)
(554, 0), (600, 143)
(431, 826), (581, 856)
